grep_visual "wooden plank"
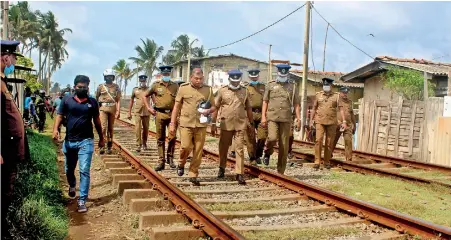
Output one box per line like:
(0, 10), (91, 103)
(362, 100), (371, 151)
(408, 101), (417, 156)
(373, 107), (382, 152)
(419, 104), (424, 161)
(357, 99), (364, 150)
(367, 101), (376, 152)
(394, 97), (404, 157)
(383, 103), (392, 156)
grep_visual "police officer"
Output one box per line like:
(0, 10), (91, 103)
(288, 115), (296, 160)
(169, 68), (215, 185)
(261, 64), (301, 174)
(96, 68), (121, 154)
(1, 40), (30, 239)
(309, 78), (346, 170)
(211, 69), (253, 184)
(36, 89), (47, 132)
(143, 66), (179, 170)
(332, 86), (356, 161)
(245, 69), (267, 164)
(128, 75), (151, 152)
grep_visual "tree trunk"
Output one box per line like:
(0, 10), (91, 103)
(38, 47), (42, 82)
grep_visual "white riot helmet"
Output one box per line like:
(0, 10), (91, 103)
(103, 68), (115, 82)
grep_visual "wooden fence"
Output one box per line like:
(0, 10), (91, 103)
(356, 97), (450, 165)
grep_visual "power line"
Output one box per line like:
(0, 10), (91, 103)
(311, 5), (374, 60)
(432, 54), (449, 61)
(207, 3), (307, 51)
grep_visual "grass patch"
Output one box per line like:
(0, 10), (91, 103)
(205, 202), (285, 211)
(6, 119), (68, 239)
(323, 172), (451, 227)
(241, 226), (363, 240)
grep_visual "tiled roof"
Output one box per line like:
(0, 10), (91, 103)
(375, 56), (451, 76)
(171, 53), (268, 66)
(289, 70), (364, 88)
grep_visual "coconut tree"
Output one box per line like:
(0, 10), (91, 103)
(113, 59), (127, 92)
(171, 34), (191, 61)
(192, 45), (208, 58)
(129, 38), (164, 85)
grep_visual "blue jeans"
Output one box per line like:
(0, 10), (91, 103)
(63, 138), (94, 201)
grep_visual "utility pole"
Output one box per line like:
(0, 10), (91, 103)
(268, 44), (272, 83)
(46, 35), (51, 93)
(300, 1), (311, 141)
(2, 1), (9, 40)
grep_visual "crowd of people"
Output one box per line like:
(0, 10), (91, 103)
(1, 39), (356, 216)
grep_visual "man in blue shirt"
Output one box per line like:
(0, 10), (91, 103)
(53, 75), (104, 213)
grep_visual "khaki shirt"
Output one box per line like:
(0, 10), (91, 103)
(215, 86), (251, 131)
(176, 83), (215, 128)
(131, 86), (150, 116)
(263, 80), (300, 122)
(314, 91), (340, 125)
(247, 83), (265, 109)
(145, 80), (179, 110)
(96, 83), (121, 111)
(338, 97), (354, 125)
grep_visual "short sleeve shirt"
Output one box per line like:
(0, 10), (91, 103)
(176, 83), (214, 128)
(145, 81), (179, 110)
(215, 86), (251, 131)
(263, 80), (300, 122)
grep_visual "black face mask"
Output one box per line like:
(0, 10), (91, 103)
(75, 89), (88, 98)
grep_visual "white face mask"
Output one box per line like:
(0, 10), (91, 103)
(277, 76), (288, 83)
(140, 82), (147, 87)
(228, 83), (240, 90)
(323, 85), (331, 92)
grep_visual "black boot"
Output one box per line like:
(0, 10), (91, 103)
(167, 157), (176, 169)
(136, 145), (141, 152)
(106, 141), (113, 154)
(154, 162), (165, 171)
(217, 167), (225, 178)
(263, 155), (270, 166)
(177, 165), (184, 176)
(255, 157), (262, 165)
(236, 174), (246, 185)
(228, 151), (236, 158)
(190, 177), (200, 186)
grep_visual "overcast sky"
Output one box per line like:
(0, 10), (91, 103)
(25, 1), (451, 95)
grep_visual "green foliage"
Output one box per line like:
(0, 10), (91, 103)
(16, 56), (34, 68)
(383, 65), (435, 100)
(7, 131), (68, 240)
(16, 56), (42, 92)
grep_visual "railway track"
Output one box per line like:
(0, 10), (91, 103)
(105, 118), (451, 239)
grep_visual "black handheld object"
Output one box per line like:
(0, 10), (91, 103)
(198, 100), (212, 123)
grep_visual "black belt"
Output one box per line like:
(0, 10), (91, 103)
(155, 108), (172, 113)
(252, 108), (262, 113)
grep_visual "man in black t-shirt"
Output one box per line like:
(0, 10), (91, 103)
(53, 75), (104, 213)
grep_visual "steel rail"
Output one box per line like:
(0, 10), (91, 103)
(294, 140), (451, 173)
(290, 149), (451, 188)
(116, 119), (451, 239)
(111, 138), (245, 240)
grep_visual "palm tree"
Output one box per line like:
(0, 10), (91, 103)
(8, 2), (40, 54)
(162, 49), (178, 65)
(129, 38), (164, 85)
(171, 34), (191, 61)
(113, 59), (127, 92)
(192, 45), (208, 58)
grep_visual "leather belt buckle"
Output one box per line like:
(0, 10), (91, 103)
(164, 110), (171, 113)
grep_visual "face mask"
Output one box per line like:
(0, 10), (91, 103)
(75, 89), (88, 98)
(323, 85), (331, 92)
(277, 76), (288, 83)
(228, 83), (240, 90)
(4, 64), (14, 76)
(162, 76), (171, 82)
(249, 80), (259, 86)
(140, 82), (147, 87)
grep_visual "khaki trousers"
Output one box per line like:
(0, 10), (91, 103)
(332, 125), (353, 161)
(219, 130), (245, 174)
(100, 111), (115, 142)
(178, 127), (207, 177)
(315, 123), (337, 165)
(265, 121), (291, 174)
(155, 112), (177, 163)
(134, 115), (150, 147)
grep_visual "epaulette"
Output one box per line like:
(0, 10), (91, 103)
(268, 80), (276, 84)
(180, 82), (190, 87)
(241, 82), (250, 87)
(221, 85), (229, 89)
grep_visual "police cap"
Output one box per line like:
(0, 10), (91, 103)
(322, 77), (334, 86)
(159, 65), (173, 73)
(339, 86), (350, 93)
(1, 40), (23, 57)
(276, 64), (291, 77)
(228, 69), (243, 82)
(139, 75), (148, 81)
(247, 69), (260, 78)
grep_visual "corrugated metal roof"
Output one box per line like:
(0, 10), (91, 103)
(171, 53), (268, 66)
(289, 70), (364, 88)
(375, 56), (451, 76)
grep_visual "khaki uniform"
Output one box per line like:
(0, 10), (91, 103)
(176, 83), (214, 177)
(263, 80), (300, 174)
(96, 83), (121, 143)
(313, 91), (340, 166)
(215, 85), (251, 174)
(131, 86), (151, 147)
(246, 83), (267, 159)
(288, 113), (296, 154)
(145, 80), (179, 163)
(332, 97), (355, 161)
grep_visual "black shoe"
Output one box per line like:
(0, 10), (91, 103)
(236, 174), (246, 185)
(154, 163), (165, 171)
(177, 165), (184, 176)
(106, 148), (112, 154)
(263, 155), (270, 166)
(68, 187), (76, 198)
(190, 177), (200, 186)
(256, 157), (262, 165)
(288, 152), (294, 159)
(99, 147), (105, 155)
(313, 164), (320, 171)
(217, 167), (225, 178)
(142, 144), (148, 151)
(167, 157), (176, 169)
(107, 142), (113, 154)
(325, 164), (331, 170)
(229, 151), (236, 158)
(136, 146), (141, 152)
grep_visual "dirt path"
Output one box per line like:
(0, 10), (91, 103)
(56, 142), (149, 240)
